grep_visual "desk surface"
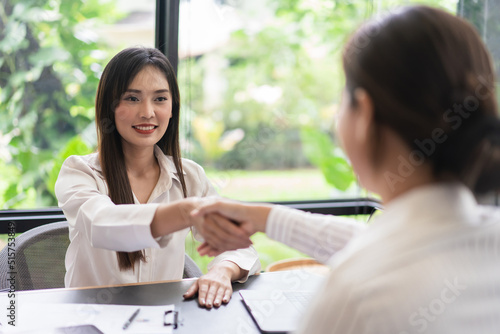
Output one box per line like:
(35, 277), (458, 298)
(4, 271), (325, 333)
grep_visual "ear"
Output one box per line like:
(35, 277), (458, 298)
(352, 88), (375, 144)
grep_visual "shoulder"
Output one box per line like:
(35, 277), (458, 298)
(180, 157), (206, 174)
(477, 204), (500, 225)
(61, 153), (100, 171)
(55, 152), (105, 199)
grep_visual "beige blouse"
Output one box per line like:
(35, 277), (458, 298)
(55, 146), (260, 288)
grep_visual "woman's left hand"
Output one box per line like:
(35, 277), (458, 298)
(183, 261), (243, 308)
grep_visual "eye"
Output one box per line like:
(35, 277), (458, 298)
(156, 96), (168, 102)
(124, 95), (139, 102)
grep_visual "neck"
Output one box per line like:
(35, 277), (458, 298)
(122, 145), (158, 177)
(365, 128), (437, 205)
(374, 158), (436, 205)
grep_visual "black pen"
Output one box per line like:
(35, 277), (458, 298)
(123, 308), (140, 330)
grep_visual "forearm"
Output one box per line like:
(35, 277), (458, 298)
(151, 198), (200, 238)
(266, 206), (366, 263)
(242, 204), (273, 233)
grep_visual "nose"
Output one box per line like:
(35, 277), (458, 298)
(140, 100), (155, 119)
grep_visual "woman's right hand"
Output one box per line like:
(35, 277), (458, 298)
(190, 199), (272, 255)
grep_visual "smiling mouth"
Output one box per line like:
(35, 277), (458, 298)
(132, 125), (158, 131)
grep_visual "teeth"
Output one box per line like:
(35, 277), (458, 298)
(134, 126), (155, 131)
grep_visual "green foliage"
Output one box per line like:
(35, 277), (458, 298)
(0, 0), (120, 208)
(46, 136), (93, 196)
(191, 116), (243, 164)
(300, 127), (355, 191)
(0, 0), (474, 208)
(180, 0), (376, 176)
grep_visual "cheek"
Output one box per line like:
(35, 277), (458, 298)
(113, 105), (133, 135)
(336, 111), (353, 155)
(159, 102), (173, 121)
(337, 111), (364, 175)
(114, 104), (131, 123)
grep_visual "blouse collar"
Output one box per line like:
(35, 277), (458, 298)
(375, 182), (479, 231)
(88, 145), (186, 184)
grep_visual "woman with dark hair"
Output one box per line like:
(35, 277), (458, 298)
(192, 6), (500, 332)
(55, 47), (260, 308)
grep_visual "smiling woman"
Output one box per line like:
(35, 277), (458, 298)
(54, 47), (261, 309)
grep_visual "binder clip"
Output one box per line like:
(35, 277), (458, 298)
(164, 310), (179, 329)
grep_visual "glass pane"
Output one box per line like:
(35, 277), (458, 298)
(457, 0), (500, 102)
(0, 0), (156, 209)
(177, 0), (461, 202)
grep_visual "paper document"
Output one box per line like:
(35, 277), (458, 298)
(0, 301), (175, 333)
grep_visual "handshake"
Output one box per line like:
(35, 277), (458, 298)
(186, 197), (272, 257)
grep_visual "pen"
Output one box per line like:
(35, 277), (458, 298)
(123, 308), (140, 330)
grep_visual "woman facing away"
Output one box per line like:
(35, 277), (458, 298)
(192, 5), (500, 333)
(55, 47), (260, 308)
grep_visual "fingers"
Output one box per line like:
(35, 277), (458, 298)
(205, 214), (252, 248)
(192, 270), (234, 309)
(197, 278), (209, 307)
(191, 200), (240, 221)
(210, 213), (250, 239)
(203, 282), (220, 308)
(223, 288), (232, 304)
(183, 280), (199, 299)
(197, 242), (222, 257)
(198, 214), (252, 253)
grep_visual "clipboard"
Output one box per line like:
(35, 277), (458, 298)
(0, 302), (176, 334)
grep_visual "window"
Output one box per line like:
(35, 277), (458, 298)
(0, 0), (156, 209)
(176, 0), (500, 204)
(2, 0), (498, 209)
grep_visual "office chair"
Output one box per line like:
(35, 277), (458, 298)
(0, 220), (70, 291)
(0, 221), (203, 291)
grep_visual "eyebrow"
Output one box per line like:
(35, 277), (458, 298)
(125, 89), (170, 94)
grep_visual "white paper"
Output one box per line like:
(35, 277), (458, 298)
(0, 301), (175, 333)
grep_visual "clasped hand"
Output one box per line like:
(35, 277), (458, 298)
(190, 198), (262, 257)
(183, 198), (267, 308)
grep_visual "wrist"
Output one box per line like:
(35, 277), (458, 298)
(249, 205), (272, 233)
(213, 261), (244, 281)
(179, 197), (203, 225)
(151, 198), (202, 238)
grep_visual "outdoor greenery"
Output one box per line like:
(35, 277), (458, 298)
(0, 0), (121, 208)
(0, 0), (479, 209)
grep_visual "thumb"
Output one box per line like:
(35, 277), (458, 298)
(183, 279), (199, 299)
(240, 220), (258, 236)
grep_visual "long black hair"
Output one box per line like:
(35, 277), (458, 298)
(95, 47), (187, 270)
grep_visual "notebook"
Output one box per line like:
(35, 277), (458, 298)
(17, 325), (104, 334)
(239, 289), (315, 333)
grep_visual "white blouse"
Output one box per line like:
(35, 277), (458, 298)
(55, 146), (260, 288)
(267, 183), (500, 333)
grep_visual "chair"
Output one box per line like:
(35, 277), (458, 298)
(183, 253), (203, 278)
(265, 257), (331, 276)
(0, 220), (70, 291)
(0, 221), (202, 291)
